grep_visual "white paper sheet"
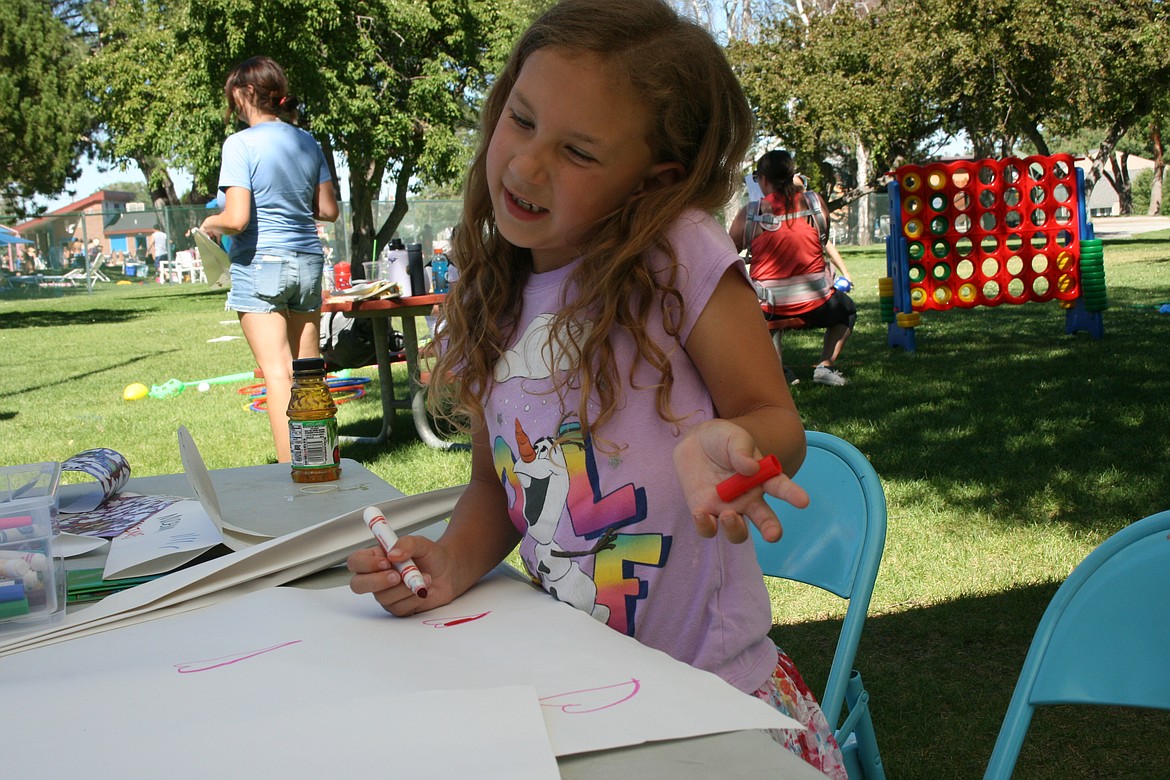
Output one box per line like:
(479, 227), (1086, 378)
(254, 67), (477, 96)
(0, 574), (802, 761)
(5, 681), (558, 779)
(193, 228), (230, 289)
(177, 426), (224, 531)
(54, 532), (107, 557)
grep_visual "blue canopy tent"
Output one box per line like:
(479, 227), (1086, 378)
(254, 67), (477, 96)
(1, 229), (34, 273)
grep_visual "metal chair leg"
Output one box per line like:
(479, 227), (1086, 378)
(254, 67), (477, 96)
(841, 670), (885, 780)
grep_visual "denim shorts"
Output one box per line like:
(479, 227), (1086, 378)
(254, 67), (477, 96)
(226, 251), (324, 313)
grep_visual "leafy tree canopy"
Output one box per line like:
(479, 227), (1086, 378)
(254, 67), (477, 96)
(1, 0), (93, 217)
(86, 0), (537, 261)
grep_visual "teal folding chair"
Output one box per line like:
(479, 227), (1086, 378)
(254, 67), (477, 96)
(983, 509), (1170, 779)
(750, 430), (887, 780)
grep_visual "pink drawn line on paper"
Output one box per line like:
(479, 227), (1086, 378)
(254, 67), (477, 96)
(173, 640), (303, 673)
(539, 678), (641, 714)
(422, 611), (490, 628)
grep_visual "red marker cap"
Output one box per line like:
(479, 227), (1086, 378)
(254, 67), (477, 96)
(716, 454), (782, 502)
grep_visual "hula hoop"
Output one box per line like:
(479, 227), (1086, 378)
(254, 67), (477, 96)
(239, 375), (372, 413)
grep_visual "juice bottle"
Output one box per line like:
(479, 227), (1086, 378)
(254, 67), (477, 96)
(287, 357), (341, 483)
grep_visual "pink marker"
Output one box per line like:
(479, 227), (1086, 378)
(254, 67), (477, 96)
(0, 515), (33, 532)
(716, 454), (782, 502)
(363, 506), (428, 598)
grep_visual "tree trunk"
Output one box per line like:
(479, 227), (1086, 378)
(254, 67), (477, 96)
(138, 156), (179, 208)
(375, 155), (416, 251)
(1110, 150), (1133, 215)
(971, 134), (996, 160)
(854, 139), (871, 246)
(1025, 123), (1050, 157)
(1150, 121), (1164, 216)
(1084, 122), (1127, 198)
(138, 156), (181, 245)
(347, 156), (384, 279)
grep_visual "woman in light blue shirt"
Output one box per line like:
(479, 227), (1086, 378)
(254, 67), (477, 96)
(202, 56), (339, 462)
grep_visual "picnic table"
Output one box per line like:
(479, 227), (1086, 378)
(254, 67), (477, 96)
(320, 292), (464, 450)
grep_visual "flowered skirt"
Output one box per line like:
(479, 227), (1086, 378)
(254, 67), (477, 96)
(752, 646), (848, 780)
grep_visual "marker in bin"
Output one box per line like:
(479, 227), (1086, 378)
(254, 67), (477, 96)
(716, 454), (782, 502)
(363, 506), (428, 598)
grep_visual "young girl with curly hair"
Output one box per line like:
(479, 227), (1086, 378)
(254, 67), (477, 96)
(348, 2), (844, 774)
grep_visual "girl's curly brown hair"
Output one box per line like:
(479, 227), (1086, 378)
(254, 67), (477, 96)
(428, 0), (753, 439)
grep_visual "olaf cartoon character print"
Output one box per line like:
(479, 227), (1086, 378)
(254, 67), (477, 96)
(492, 313), (661, 629)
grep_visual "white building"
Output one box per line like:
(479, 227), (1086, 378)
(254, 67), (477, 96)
(1075, 154), (1157, 218)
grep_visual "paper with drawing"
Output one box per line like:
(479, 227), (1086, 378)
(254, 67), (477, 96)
(0, 573), (800, 770)
(102, 498), (222, 580)
(57, 429), (227, 578)
(57, 447), (131, 514)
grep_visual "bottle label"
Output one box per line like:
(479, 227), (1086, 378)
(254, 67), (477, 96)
(289, 418), (340, 469)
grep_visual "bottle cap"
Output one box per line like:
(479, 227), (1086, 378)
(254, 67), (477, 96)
(292, 357), (326, 373)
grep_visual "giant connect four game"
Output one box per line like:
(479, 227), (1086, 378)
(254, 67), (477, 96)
(881, 154), (1107, 351)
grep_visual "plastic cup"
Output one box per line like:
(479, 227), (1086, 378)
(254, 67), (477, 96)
(333, 262), (351, 290)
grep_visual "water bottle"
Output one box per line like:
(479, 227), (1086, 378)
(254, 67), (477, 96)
(432, 254), (449, 293)
(287, 357), (340, 483)
(322, 258), (336, 293)
(384, 239), (411, 297)
(407, 243), (426, 297)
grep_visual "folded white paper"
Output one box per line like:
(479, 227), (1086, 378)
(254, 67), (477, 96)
(103, 498), (223, 580)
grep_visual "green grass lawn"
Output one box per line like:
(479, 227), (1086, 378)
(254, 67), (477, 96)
(3, 231), (1170, 777)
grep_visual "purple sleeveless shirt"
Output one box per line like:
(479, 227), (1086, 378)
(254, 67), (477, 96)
(484, 210), (776, 693)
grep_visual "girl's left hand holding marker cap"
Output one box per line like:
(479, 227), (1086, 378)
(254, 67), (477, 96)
(672, 420), (809, 545)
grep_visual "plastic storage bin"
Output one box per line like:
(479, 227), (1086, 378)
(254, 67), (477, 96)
(0, 462), (66, 634)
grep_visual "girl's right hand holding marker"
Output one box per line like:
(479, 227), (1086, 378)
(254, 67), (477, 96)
(347, 535), (455, 617)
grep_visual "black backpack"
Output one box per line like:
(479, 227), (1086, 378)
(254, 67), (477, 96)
(319, 312), (404, 369)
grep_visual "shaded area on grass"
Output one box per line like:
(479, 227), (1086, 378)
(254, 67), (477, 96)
(788, 280), (1170, 535)
(773, 583), (1170, 779)
(0, 306), (154, 329)
(0, 349), (179, 400)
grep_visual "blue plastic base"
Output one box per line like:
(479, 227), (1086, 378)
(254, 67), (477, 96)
(886, 323), (916, 352)
(1064, 298), (1104, 339)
